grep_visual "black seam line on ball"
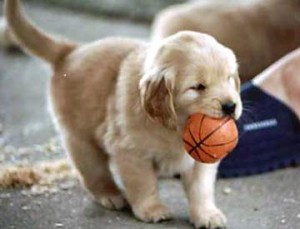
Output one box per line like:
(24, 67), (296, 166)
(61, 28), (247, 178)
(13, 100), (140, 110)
(188, 117), (231, 155)
(201, 137), (238, 147)
(187, 127), (215, 159)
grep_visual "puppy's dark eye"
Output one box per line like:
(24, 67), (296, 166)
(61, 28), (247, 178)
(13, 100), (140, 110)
(192, 83), (206, 91)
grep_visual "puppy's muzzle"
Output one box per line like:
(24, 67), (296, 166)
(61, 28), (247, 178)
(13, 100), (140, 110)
(222, 102), (236, 116)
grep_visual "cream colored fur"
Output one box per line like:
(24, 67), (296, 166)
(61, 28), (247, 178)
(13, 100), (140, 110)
(5, 1), (242, 228)
(152, 0), (300, 83)
(253, 47), (300, 120)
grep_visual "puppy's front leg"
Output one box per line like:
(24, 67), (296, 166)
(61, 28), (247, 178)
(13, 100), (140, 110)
(182, 162), (226, 229)
(115, 152), (171, 223)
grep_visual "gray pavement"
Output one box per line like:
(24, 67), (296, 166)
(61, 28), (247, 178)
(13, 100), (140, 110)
(0, 2), (300, 229)
(28, 0), (185, 22)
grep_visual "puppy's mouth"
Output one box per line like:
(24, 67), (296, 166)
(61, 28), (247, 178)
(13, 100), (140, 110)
(199, 109), (240, 120)
(226, 113), (239, 121)
(198, 110), (224, 119)
(189, 100), (242, 120)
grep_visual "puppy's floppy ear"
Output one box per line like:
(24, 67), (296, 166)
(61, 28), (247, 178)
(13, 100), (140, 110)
(139, 47), (177, 130)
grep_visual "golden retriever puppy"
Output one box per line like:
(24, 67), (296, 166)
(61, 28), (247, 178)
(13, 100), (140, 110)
(5, 0), (242, 228)
(152, 0), (300, 82)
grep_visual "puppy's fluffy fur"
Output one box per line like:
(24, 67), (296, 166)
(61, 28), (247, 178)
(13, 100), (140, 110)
(152, 0), (300, 82)
(5, 0), (242, 228)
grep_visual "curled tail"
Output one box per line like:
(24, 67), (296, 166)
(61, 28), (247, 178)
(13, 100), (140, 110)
(5, 0), (77, 64)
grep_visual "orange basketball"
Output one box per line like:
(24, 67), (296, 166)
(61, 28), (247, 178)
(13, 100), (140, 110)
(183, 113), (238, 163)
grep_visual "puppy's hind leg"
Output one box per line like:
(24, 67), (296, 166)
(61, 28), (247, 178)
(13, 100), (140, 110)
(64, 135), (125, 210)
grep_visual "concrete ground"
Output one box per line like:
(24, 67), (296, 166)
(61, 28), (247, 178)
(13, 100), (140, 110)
(28, 0), (185, 22)
(0, 2), (300, 229)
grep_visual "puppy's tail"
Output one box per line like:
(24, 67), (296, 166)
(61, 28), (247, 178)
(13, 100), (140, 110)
(5, 0), (77, 64)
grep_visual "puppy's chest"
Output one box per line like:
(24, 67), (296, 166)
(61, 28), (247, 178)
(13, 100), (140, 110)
(132, 129), (194, 175)
(153, 148), (194, 176)
(150, 139), (194, 176)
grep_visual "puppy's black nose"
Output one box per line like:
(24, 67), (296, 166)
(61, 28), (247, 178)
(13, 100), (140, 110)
(222, 102), (236, 115)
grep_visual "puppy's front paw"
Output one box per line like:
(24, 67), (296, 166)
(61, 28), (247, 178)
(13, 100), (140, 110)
(191, 207), (227, 229)
(133, 202), (172, 223)
(95, 194), (126, 210)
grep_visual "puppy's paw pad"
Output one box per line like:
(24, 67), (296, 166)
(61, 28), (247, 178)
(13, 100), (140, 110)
(134, 203), (172, 223)
(191, 207), (227, 229)
(96, 194), (126, 210)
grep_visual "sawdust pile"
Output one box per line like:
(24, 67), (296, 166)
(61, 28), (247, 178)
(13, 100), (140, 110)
(0, 136), (79, 195)
(0, 159), (78, 195)
(0, 166), (41, 188)
(0, 137), (63, 163)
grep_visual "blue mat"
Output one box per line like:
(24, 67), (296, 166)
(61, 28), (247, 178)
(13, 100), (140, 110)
(219, 82), (300, 177)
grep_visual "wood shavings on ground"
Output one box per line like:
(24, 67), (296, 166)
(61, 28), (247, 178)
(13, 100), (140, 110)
(0, 166), (41, 188)
(0, 159), (78, 195)
(55, 223), (64, 228)
(0, 137), (64, 164)
(223, 187), (232, 195)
